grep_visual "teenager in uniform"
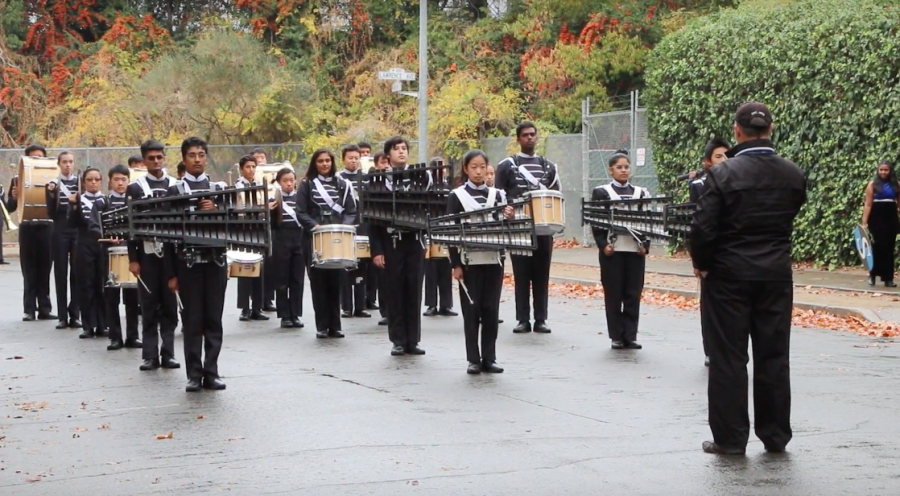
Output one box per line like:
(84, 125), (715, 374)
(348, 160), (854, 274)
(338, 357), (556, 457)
(591, 150), (650, 350)
(233, 155), (269, 322)
(495, 121), (560, 334)
(251, 147), (278, 312)
(448, 150), (511, 374)
(370, 136), (429, 356)
(165, 136), (229, 392)
(298, 149), (357, 338)
(46, 152), (81, 329)
(369, 151), (389, 325)
(127, 140), (180, 371)
(126, 155), (144, 318)
(338, 145), (371, 318)
(176, 162), (186, 179)
(423, 158), (457, 318)
(485, 163), (504, 324)
(690, 102), (806, 455)
(270, 167), (305, 329)
(90, 165), (141, 350)
(8, 144), (55, 321)
(357, 142), (372, 157)
(68, 168), (107, 339)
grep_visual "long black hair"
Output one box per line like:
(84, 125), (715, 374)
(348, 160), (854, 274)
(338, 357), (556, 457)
(873, 160), (900, 195)
(455, 149), (489, 188)
(306, 148), (337, 181)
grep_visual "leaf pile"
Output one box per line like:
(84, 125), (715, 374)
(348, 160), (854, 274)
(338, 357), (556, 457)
(553, 238), (582, 249)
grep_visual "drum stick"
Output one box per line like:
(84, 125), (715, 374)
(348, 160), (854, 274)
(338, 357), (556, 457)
(175, 290), (184, 311)
(137, 275), (152, 294)
(458, 279), (475, 305)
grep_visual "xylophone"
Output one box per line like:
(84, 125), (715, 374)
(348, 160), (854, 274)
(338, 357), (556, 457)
(427, 200), (538, 256)
(356, 161), (453, 231)
(581, 196), (697, 242)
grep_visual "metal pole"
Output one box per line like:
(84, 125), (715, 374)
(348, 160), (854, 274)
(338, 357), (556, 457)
(418, 0), (428, 166)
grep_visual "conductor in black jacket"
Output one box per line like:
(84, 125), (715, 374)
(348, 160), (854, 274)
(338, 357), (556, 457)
(689, 102), (806, 456)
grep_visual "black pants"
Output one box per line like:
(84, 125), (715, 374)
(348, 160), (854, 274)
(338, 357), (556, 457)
(178, 259), (227, 381)
(74, 234), (105, 331)
(19, 223), (53, 315)
(599, 251), (645, 342)
(341, 260), (368, 314)
(264, 254), (276, 306)
(273, 228), (304, 319)
(138, 252), (178, 361)
(424, 258), (453, 309)
(460, 264), (503, 363)
(52, 226), (78, 322)
(106, 287), (139, 343)
(310, 267), (342, 332)
(376, 265), (388, 319)
(704, 277), (793, 451)
(700, 279), (710, 357)
(510, 235), (553, 322)
(366, 260), (379, 307)
(869, 222), (898, 282)
(384, 235), (425, 347)
(237, 273), (264, 312)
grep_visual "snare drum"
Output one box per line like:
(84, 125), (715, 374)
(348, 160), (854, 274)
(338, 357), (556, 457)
(425, 243), (449, 259)
(107, 246), (138, 288)
(226, 251), (263, 278)
(526, 190), (566, 236)
(311, 224), (357, 269)
(16, 156), (58, 223)
(355, 235), (371, 259)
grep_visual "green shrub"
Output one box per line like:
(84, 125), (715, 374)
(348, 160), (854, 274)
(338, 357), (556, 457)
(645, 0), (900, 267)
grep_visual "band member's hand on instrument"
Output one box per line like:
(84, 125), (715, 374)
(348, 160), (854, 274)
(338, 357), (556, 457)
(10, 187), (16, 200)
(637, 246), (647, 256)
(199, 199), (215, 211)
(47, 182), (56, 192)
(603, 244), (614, 256)
(693, 268), (708, 279)
(268, 200), (277, 210)
(129, 261), (141, 277)
(373, 254), (385, 269)
(689, 171), (698, 180)
(504, 205), (514, 219)
(168, 277), (179, 293)
(68, 193), (77, 204)
(452, 266), (464, 281)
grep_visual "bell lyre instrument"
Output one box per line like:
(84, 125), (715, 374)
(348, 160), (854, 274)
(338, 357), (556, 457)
(357, 160), (453, 231)
(427, 199), (538, 257)
(580, 196), (697, 245)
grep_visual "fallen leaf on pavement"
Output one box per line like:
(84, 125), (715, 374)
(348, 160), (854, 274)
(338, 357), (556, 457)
(227, 436), (245, 441)
(196, 414), (204, 420)
(25, 475), (41, 483)
(155, 431), (173, 440)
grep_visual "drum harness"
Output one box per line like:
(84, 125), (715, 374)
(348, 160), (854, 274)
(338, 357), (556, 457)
(512, 155), (550, 196)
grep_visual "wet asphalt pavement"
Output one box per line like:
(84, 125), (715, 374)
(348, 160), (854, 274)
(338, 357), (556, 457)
(0, 262), (898, 495)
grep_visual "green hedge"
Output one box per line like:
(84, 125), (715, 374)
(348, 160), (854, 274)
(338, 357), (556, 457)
(645, 0), (900, 267)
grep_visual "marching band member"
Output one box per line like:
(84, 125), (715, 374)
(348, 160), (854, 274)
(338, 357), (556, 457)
(357, 142), (372, 157)
(46, 151), (81, 330)
(270, 167), (305, 329)
(250, 147), (278, 312)
(495, 121), (560, 335)
(234, 155), (269, 322)
(591, 150), (649, 350)
(90, 165), (141, 350)
(128, 155), (144, 170)
(370, 136), (430, 356)
(125, 156), (143, 318)
(69, 168), (107, 339)
(369, 151), (389, 326)
(424, 157), (457, 318)
(297, 148), (358, 338)
(485, 163), (504, 324)
(7, 144), (55, 321)
(448, 150), (511, 374)
(165, 136), (228, 392)
(338, 145), (371, 318)
(127, 140), (180, 372)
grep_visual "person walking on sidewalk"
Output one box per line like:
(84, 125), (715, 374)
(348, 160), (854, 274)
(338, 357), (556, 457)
(689, 102), (806, 456)
(861, 160), (900, 287)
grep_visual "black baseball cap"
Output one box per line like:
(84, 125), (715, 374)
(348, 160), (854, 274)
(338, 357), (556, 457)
(735, 102), (773, 129)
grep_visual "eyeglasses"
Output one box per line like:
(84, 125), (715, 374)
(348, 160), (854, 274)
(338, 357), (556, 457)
(146, 155), (165, 161)
(186, 152), (207, 159)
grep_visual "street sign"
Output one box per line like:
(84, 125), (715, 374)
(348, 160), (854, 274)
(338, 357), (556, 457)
(636, 148), (646, 167)
(391, 81), (402, 93)
(378, 67), (416, 81)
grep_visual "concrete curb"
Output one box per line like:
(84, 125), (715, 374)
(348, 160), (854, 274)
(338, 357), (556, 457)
(543, 275), (885, 324)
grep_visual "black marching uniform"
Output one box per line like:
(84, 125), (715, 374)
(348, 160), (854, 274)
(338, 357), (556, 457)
(591, 181), (650, 348)
(297, 174), (357, 337)
(689, 172), (711, 364)
(6, 177), (53, 318)
(338, 169), (369, 316)
(234, 177), (266, 318)
(90, 192), (140, 347)
(164, 173), (229, 387)
(69, 191), (106, 338)
(494, 153), (560, 332)
(127, 173), (179, 366)
(448, 182), (506, 371)
(369, 166), (431, 354)
(424, 174), (454, 314)
(47, 174), (80, 327)
(271, 188), (305, 326)
(689, 138), (806, 453)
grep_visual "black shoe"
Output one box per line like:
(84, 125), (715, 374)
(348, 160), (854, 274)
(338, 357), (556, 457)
(482, 361), (504, 373)
(78, 329), (94, 339)
(704, 356), (710, 367)
(391, 345), (405, 356)
(124, 338), (142, 349)
(438, 308), (458, 317)
(55, 320), (68, 330)
(405, 345), (426, 355)
(186, 378), (203, 392)
(624, 341), (642, 350)
(239, 309), (251, 321)
(467, 362), (482, 374)
(140, 359), (160, 371)
(0, 260), (8, 265)
(764, 444), (786, 454)
(280, 318), (294, 328)
(513, 321), (531, 333)
(107, 340), (124, 351)
(378, 318), (389, 326)
(291, 318), (304, 328)
(263, 304), (277, 312)
(203, 377), (226, 390)
(887, 281), (898, 288)
(69, 319), (81, 329)
(22, 313), (35, 322)
(423, 307), (438, 317)
(96, 328), (108, 338)
(702, 441), (745, 455)
(37, 312), (57, 320)
(341, 311), (353, 318)
(354, 310), (371, 318)
(498, 318), (504, 324)
(611, 340), (625, 349)
(533, 320), (551, 333)
(868, 275), (876, 286)
(316, 330), (329, 339)
(366, 302), (379, 310)
(329, 330), (345, 338)
(250, 311), (269, 321)
(161, 357), (180, 369)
